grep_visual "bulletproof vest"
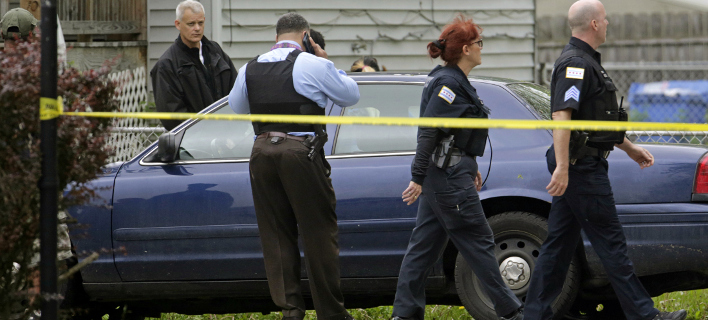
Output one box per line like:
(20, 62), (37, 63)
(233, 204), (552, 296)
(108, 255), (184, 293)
(555, 48), (626, 149)
(246, 50), (323, 134)
(452, 82), (489, 157)
(425, 66), (489, 156)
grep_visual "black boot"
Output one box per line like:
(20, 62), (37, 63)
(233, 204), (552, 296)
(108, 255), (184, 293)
(501, 309), (524, 320)
(653, 310), (687, 320)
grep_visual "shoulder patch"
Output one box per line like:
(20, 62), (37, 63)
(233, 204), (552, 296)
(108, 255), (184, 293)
(438, 86), (456, 104)
(566, 67), (585, 80)
(564, 86), (580, 102)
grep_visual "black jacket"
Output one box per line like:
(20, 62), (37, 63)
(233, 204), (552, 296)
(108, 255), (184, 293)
(150, 35), (237, 130)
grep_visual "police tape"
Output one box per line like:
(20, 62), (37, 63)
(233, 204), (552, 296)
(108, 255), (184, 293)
(57, 110), (708, 132)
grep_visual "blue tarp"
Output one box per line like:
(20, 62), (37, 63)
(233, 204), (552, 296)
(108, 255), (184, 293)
(628, 80), (708, 123)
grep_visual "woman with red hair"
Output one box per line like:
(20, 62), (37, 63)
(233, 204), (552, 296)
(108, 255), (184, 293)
(392, 16), (523, 320)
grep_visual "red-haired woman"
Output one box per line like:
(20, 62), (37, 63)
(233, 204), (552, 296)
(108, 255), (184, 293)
(392, 16), (523, 320)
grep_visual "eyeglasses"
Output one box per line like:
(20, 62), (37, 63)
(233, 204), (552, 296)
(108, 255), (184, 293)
(472, 39), (483, 49)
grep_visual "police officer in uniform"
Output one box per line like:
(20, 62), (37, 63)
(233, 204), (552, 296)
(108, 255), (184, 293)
(228, 12), (359, 320)
(523, 1), (686, 320)
(392, 16), (523, 320)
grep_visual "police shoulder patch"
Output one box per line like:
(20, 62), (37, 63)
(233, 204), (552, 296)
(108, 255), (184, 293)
(566, 67), (585, 80)
(438, 86), (456, 104)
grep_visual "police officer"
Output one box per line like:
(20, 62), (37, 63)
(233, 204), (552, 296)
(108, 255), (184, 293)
(228, 12), (359, 320)
(523, 1), (686, 320)
(392, 16), (523, 320)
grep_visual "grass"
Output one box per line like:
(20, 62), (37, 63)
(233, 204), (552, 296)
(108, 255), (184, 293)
(148, 305), (472, 320)
(653, 289), (708, 320)
(142, 289), (708, 320)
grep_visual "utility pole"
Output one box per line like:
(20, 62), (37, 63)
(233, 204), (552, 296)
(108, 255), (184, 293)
(39, 0), (58, 319)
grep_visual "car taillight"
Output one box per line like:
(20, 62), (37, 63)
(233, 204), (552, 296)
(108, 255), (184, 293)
(694, 153), (708, 194)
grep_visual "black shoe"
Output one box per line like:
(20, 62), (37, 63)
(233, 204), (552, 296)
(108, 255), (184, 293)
(392, 317), (416, 320)
(282, 317), (303, 320)
(653, 310), (687, 320)
(500, 309), (523, 320)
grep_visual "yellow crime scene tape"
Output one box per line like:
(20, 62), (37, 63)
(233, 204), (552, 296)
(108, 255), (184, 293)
(42, 101), (708, 132)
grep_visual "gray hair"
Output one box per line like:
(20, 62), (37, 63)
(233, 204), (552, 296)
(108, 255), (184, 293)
(176, 0), (205, 22)
(276, 12), (310, 36)
(568, 0), (602, 33)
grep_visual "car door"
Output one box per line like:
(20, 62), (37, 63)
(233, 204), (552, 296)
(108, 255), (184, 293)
(329, 83), (432, 278)
(111, 102), (264, 281)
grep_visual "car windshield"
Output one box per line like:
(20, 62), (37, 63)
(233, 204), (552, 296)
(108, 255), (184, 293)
(507, 83), (551, 120)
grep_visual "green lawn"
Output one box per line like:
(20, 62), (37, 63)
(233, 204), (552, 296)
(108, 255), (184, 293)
(146, 289), (708, 320)
(653, 289), (708, 320)
(150, 305), (472, 320)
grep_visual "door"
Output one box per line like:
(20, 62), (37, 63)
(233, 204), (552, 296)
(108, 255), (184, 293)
(111, 103), (264, 281)
(329, 83), (425, 278)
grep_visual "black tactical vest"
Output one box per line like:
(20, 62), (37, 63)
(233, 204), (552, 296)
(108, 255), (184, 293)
(554, 48), (626, 149)
(422, 66), (489, 156)
(246, 50), (324, 134)
(452, 82), (489, 157)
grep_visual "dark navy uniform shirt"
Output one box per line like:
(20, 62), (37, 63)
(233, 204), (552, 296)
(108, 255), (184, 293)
(551, 37), (604, 117)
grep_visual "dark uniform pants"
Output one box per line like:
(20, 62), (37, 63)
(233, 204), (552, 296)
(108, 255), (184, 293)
(393, 156), (521, 320)
(524, 145), (659, 320)
(249, 136), (350, 320)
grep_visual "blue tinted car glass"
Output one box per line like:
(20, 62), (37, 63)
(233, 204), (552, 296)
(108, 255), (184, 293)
(506, 83), (552, 120)
(335, 84), (422, 154)
(179, 103), (255, 160)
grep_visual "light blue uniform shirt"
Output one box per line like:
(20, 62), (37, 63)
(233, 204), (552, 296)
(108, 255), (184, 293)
(228, 40), (360, 136)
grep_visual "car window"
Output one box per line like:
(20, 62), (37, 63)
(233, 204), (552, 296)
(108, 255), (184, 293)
(506, 83), (551, 120)
(179, 104), (255, 160)
(334, 84), (422, 154)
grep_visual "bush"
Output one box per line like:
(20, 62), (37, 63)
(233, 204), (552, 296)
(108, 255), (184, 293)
(0, 35), (118, 317)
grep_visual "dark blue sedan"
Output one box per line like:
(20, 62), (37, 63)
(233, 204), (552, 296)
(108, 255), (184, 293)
(65, 74), (708, 320)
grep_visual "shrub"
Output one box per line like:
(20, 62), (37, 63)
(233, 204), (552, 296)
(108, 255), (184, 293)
(0, 35), (118, 317)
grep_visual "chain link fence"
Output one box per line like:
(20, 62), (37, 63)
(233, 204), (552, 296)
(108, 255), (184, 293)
(108, 127), (164, 162)
(541, 62), (708, 145)
(105, 64), (708, 163)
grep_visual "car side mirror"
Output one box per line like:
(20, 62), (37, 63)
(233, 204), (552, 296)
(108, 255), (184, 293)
(157, 131), (185, 163)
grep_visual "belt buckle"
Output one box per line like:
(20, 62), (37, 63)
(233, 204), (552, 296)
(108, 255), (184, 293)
(602, 150), (610, 159)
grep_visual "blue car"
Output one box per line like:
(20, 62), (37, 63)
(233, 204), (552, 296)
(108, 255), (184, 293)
(65, 74), (708, 320)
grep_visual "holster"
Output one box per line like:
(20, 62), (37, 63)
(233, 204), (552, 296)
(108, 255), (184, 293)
(302, 124), (328, 161)
(569, 131), (611, 165)
(431, 135), (463, 169)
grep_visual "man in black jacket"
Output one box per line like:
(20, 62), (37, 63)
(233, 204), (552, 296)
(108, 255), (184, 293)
(150, 0), (237, 131)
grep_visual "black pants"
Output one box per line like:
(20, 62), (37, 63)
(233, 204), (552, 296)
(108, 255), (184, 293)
(524, 145), (659, 320)
(249, 136), (350, 320)
(392, 156), (521, 320)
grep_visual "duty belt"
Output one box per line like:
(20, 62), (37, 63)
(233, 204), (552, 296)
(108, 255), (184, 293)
(257, 131), (307, 143)
(585, 146), (611, 159)
(432, 147), (472, 169)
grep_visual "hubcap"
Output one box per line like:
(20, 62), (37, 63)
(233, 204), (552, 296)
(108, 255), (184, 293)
(499, 256), (531, 289)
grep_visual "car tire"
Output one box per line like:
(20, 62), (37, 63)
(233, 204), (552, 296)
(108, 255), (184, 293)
(455, 211), (581, 320)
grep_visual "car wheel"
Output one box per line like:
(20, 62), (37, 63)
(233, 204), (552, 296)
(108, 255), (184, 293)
(455, 211), (581, 320)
